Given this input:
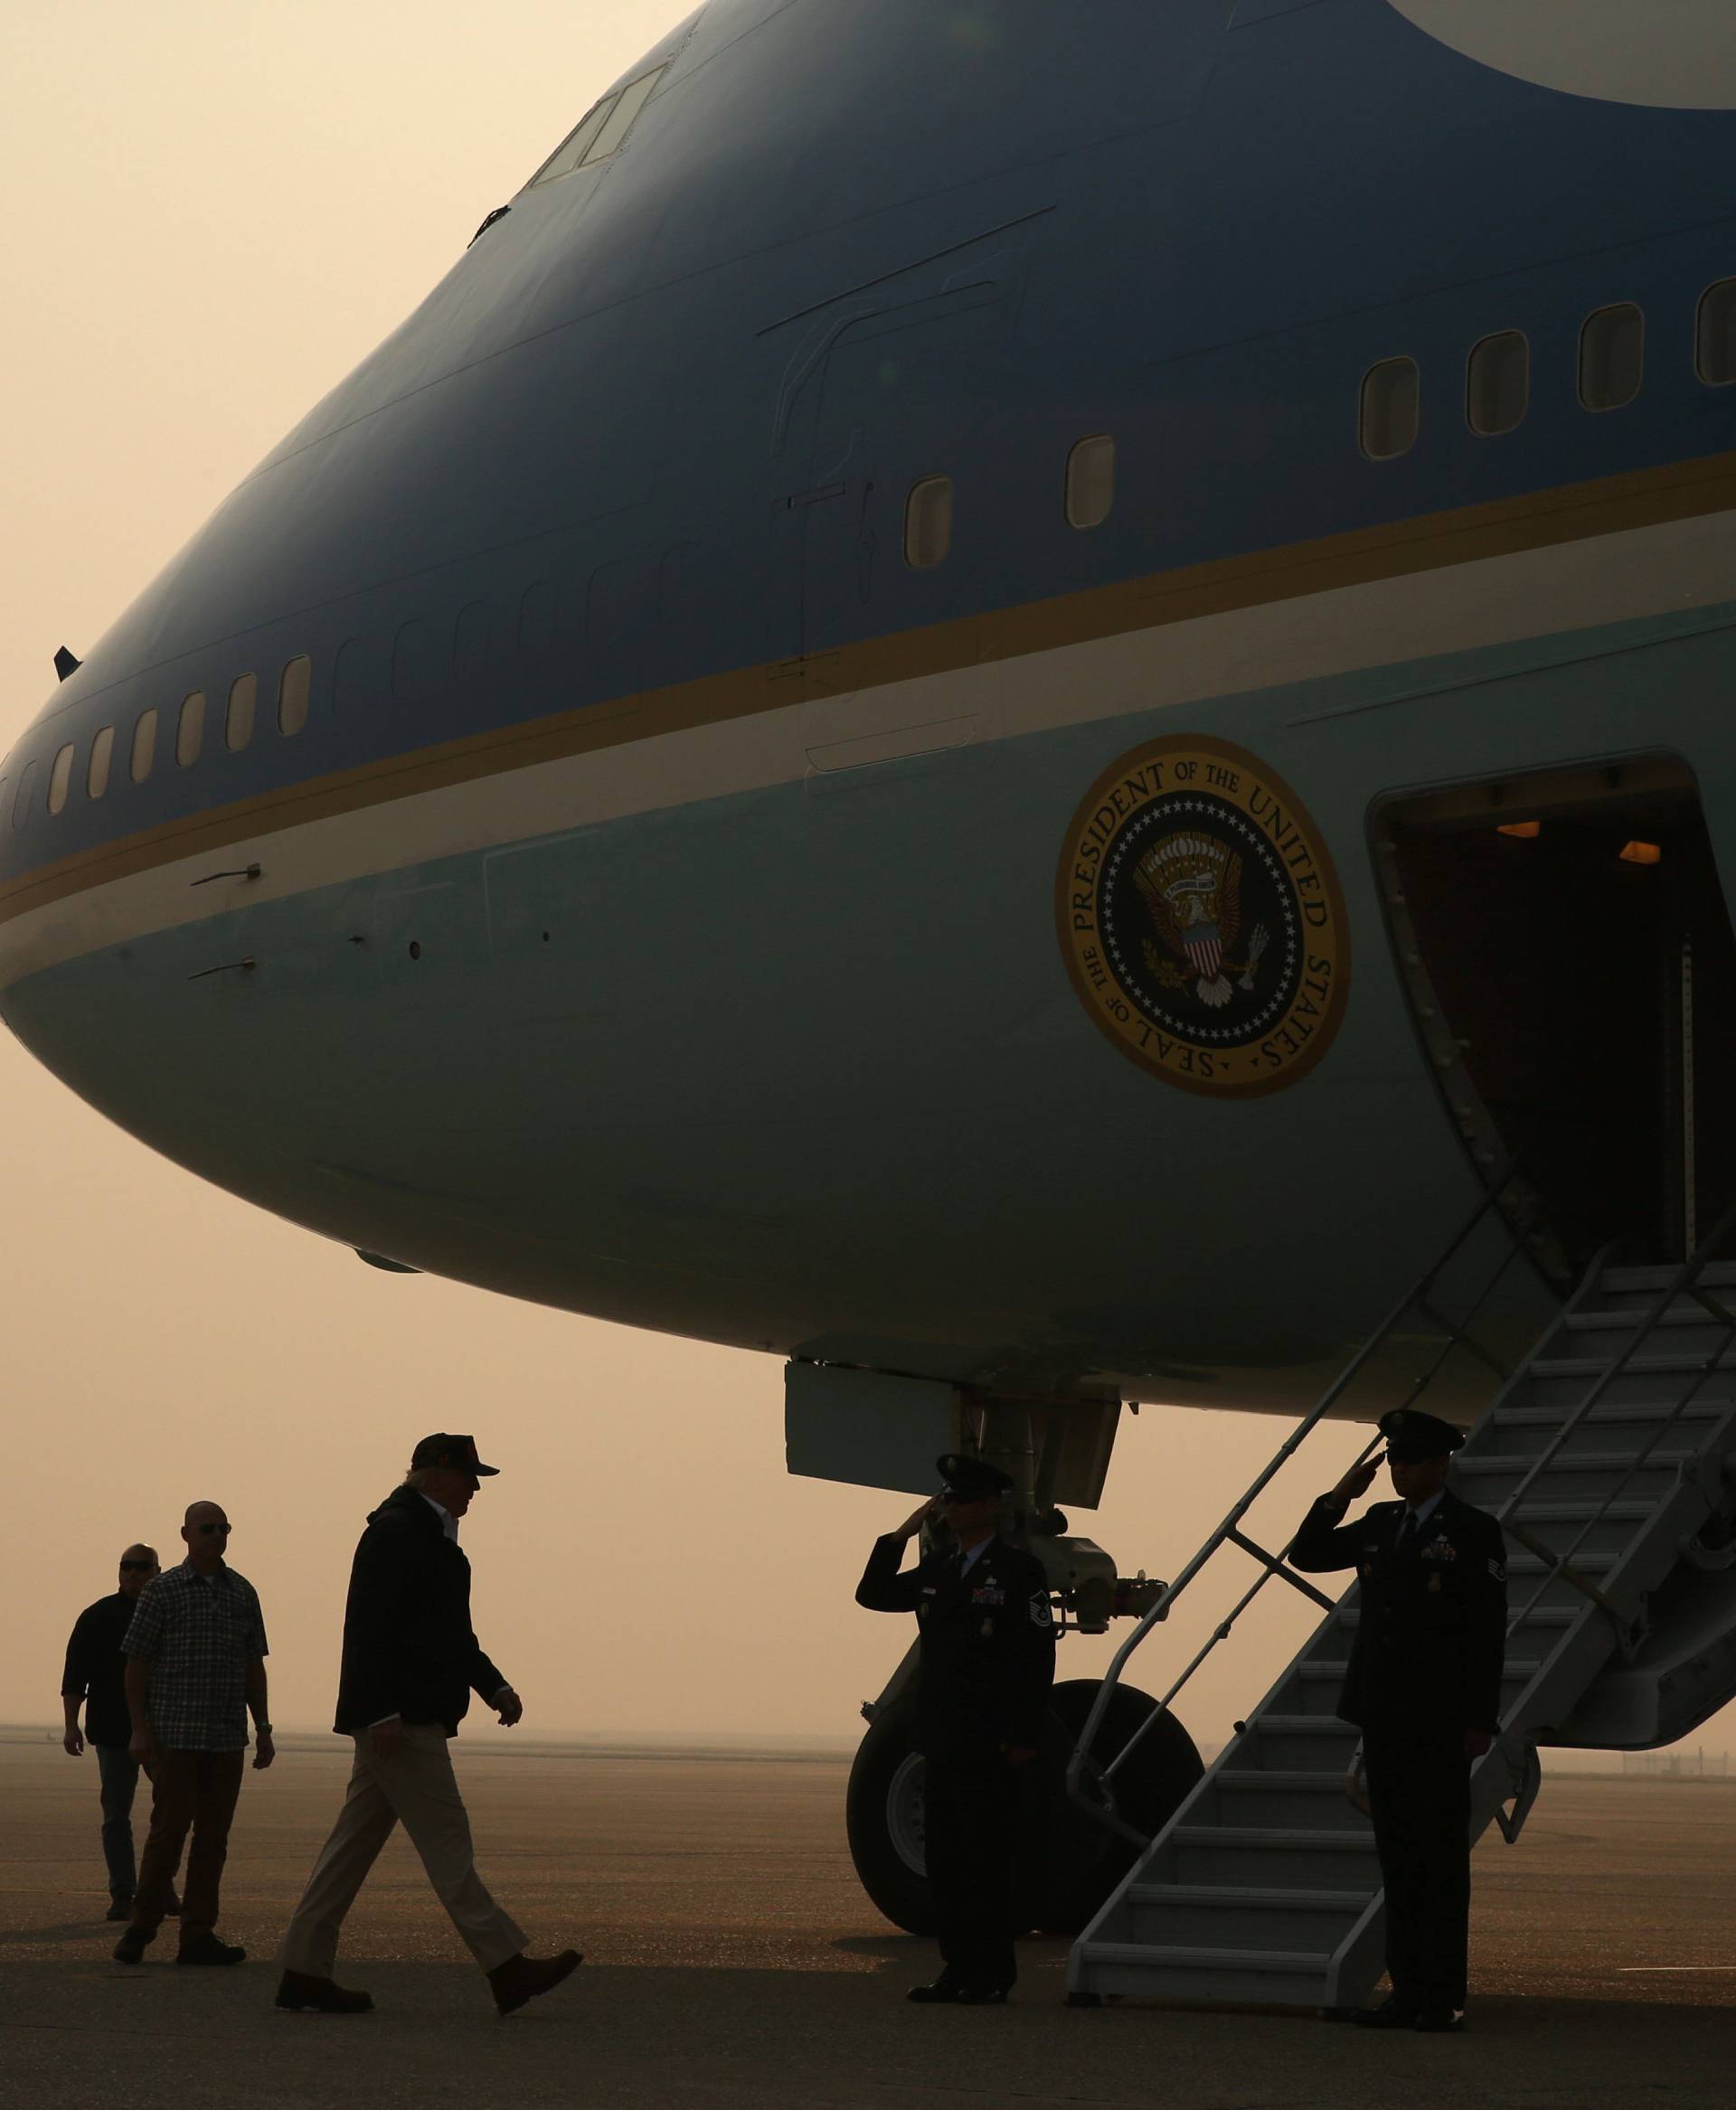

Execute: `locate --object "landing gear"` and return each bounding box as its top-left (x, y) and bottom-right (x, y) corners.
top-left (845, 1676), bottom-right (1203, 1936)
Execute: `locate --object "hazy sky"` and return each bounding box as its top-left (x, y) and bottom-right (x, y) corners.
top-left (0, 5), bottom-right (1721, 1768)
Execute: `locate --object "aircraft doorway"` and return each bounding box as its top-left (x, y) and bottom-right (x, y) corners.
top-left (1374, 758), bottom-right (1736, 1267)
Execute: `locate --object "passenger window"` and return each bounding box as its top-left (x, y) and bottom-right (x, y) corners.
top-left (277, 655), bottom-right (311, 737)
top-left (1579, 303), bottom-right (1644, 410)
top-left (1467, 331), bottom-right (1529, 437)
top-left (87, 725), bottom-right (115, 801)
top-left (225, 673), bottom-right (256, 752)
top-left (904, 476), bottom-right (954, 569)
top-left (1696, 278), bottom-right (1736, 386)
top-left (12, 759), bottom-right (37, 831)
top-left (1359, 357), bottom-right (1419, 460)
top-left (131, 710), bottom-right (158, 784)
top-left (47, 743), bottom-right (76, 816)
top-left (1065, 435), bottom-right (1116, 529)
top-left (176, 692), bottom-right (206, 767)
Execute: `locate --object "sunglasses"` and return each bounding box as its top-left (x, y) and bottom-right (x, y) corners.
top-left (118, 1560), bottom-right (156, 1572)
top-left (194, 1521), bottom-right (231, 1536)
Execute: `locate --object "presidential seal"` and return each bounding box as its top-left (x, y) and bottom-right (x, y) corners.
top-left (1056, 736), bottom-right (1349, 1097)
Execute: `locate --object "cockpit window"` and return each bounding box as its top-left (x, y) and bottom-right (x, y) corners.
top-left (525, 66), bottom-right (665, 189)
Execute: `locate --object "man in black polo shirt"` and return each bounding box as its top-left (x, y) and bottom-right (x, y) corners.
top-left (61, 1544), bottom-right (164, 1920)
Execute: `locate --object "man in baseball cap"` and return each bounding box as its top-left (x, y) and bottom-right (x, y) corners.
top-left (276, 1436), bottom-right (580, 2018)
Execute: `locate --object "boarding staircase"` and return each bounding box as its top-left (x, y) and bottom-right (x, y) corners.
top-left (1064, 1185), bottom-right (1736, 2011)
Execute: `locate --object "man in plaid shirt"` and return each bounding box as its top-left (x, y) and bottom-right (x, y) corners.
top-left (113, 1499), bottom-right (274, 1967)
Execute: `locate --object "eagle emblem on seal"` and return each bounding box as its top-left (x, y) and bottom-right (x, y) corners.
top-left (1133, 831), bottom-right (1269, 1011)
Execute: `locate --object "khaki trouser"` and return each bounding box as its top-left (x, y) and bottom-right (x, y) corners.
top-left (280, 1724), bottom-right (525, 1976)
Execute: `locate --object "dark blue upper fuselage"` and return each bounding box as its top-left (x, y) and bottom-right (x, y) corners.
top-left (14, 0), bottom-right (1736, 875)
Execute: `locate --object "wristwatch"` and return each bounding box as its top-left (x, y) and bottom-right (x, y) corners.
top-left (254, 1722), bottom-right (273, 1734)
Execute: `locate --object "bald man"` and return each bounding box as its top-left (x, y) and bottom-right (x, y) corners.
top-left (61, 1543), bottom-right (163, 1919)
top-left (115, 1502), bottom-right (273, 1968)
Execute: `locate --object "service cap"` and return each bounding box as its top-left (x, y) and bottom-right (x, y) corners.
top-left (410, 1432), bottom-right (499, 1477)
top-left (935, 1453), bottom-right (1014, 1502)
top-left (1378, 1408), bottom-right (1465, 1463)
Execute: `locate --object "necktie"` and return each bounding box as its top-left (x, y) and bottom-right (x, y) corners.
top-left (1397, 1510), bottom-right (1418, 1550)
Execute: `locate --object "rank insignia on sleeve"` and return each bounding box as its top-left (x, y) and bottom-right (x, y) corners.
top-left (1488, 1559), bottom-right (1506, 1582)
top-left (1030, 1592), bottom-right (1054, 1628)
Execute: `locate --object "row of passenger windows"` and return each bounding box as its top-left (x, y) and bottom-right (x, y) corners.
top-left (1359, 278), bottom-right (1736, 460)
top-left (15, 657), bottom-right (310, 831)
top-left (902, 433), bottom-right (1115, 570)
top-left (7, 433), bottom-right (1108, 820)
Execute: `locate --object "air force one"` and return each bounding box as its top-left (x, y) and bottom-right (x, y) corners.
top-left (14, 0), bottom-right (1736, 1997)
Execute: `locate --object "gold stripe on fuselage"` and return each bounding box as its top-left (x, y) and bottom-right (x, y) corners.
top-left (5, 445), bottom-right (1736, 932)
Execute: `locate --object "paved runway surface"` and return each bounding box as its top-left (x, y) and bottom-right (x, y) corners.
top-left (5, 1734), bottom-right (1736, 2108)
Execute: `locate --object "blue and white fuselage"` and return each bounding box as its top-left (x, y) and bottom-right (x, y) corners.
top-left (8, 0), bottom-right (1736, 1413)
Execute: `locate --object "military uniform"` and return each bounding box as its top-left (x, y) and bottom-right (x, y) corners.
top-left (856, 1457), bottom-right (1056, 1997)
top-left (1291, 1412), bottom-right (1506, 2024)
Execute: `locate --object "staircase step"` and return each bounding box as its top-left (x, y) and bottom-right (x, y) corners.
top-left (1532, 1352), bottom-right (1736, 1379)
top-left (1505, 1500), bottom-right (1653, 1524)
top-left (1507, 1548), bottom-right (1613, 1577)
top-left (1078, 1939), bottom-right (1330, 1975)
top-left (1601, 1262), bottom-right (1736, 1294)
top-left (1298, 1658), bottom-right (1542, 1682)
top-left (1566, 1307), bottom-right (1736, 1333)
top-left (1491, 1401), bottom-right (1728, 1427)
top-left (1128, 1883), bottom-right (1369, 1913)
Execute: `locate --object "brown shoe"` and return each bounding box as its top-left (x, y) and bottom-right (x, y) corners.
top-left (487, 1948), bottom-right (582, 2017)
top-left (276, 1967), bottom-right (374, 2014)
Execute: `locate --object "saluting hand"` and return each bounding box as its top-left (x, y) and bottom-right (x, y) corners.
top-left (895, 1495), bottom-right (941, 1543)
top-left (1328, 1452), bottom-right (1385, 1507)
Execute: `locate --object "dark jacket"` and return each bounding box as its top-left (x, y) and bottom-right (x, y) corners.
top-left (333, 1485), bottom-right (508, 1737)
top-left (856, 1532), bottom-right (1056, 1759)
top-left (1290, 1486), bottom-right (1507, 1736)
top-left (61, 1592), bottom-right (136, 1747)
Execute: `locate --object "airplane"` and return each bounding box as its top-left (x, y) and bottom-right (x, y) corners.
top-left (9, 0), bottom-right (1736, 1970)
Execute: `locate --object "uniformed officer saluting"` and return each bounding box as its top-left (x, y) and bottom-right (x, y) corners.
top-left (856, 1454), bottom-right (1057, 2005)
top-left (1291, 1407), bottom-right (1506, 2034)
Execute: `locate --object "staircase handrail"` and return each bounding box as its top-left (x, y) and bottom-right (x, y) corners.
top-left (1495, 1195), bottom-right (1736, 1653)
top-left (1064, 1173), bottom-right (1537, 1832)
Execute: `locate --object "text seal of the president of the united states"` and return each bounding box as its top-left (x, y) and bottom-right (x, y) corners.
top-left (1056, 736), bottom-right (1350, 1097)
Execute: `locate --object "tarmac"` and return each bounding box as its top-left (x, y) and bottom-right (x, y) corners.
top-left (4, 1732), bottom-right (1736, 2109)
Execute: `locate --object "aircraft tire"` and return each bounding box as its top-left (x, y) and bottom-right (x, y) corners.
top-left (844, 1678), bottom-right (1202, 1939)
top-left (845, 1698), bottom-right (936, 1935)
